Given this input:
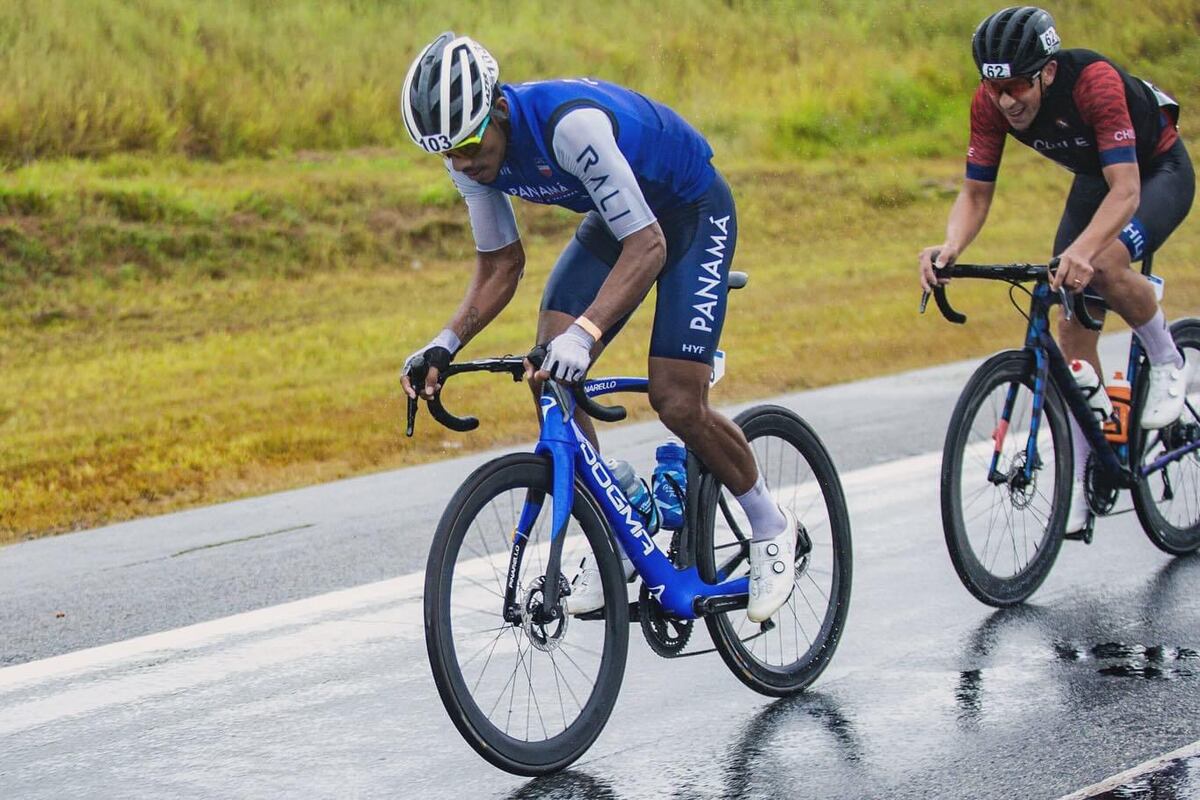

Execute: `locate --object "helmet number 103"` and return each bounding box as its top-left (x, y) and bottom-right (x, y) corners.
top-left (420, 135), bottom-right (453, 154)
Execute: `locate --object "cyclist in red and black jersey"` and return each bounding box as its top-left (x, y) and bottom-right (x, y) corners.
top-left (918, 6), bottom-right (1194, 535)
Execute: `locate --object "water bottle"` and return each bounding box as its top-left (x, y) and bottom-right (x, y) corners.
top-left (652, 439), bottom-right (688, 530)
top-left (1104, 371), bottom-right (1132, 444)
top-left (607, 459), bottom-right (659, 534)
top-left (1070, 359), bottom-right (1113, 425)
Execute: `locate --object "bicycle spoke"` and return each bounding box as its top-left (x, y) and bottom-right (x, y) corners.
top-left (430, 456), bottom-right (625, 766)
top-left (465, 628), bottom-right (509, 691)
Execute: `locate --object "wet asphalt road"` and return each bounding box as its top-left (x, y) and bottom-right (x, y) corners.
top-left (2, 334), bottom-right (1199, 799)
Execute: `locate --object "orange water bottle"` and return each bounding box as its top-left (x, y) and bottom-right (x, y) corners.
top-left (1104, 371), bottom-right (1132, 444)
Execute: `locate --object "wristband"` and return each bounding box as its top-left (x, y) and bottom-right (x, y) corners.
top-left (575, 316), bottom-right (602, 342)
top-left (433, 328), bottom-right (462, 355)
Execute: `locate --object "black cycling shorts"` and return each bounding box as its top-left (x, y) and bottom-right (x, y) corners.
top-left (1054, 137), bottom-right (1194, 262)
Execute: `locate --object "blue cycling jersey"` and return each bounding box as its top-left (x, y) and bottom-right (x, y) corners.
top-left (489, 78), bottom-right (716, 216)
top-left (444, 77), bottom-right (738, 366)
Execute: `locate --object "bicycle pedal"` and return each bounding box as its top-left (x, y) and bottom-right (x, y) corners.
top-left (1064, 522), bottom-right (1094, 545)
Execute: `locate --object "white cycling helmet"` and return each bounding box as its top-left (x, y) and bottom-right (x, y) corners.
top-left (401, 32), bottom-right (500, 154)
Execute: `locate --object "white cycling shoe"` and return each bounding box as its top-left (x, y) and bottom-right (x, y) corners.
top-left (747, 507), bottom-right (798, 623)
top-left (1066, 479), bottom-right (1091, 536)
top-left (1141, 355), bottom-right (1190, 430)
top-left (564, 556), bottom-right (636, 616)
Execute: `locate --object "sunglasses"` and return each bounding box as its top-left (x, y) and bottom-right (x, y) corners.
top-left (443, 115), bottom-right (491, 159)
top-left (982, 71), bottom-right (1040, 99)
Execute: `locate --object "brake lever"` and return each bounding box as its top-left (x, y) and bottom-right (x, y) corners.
top-left (404, 354), bottom-right (429, 438)
top-left (921, 249), bottom-right (944, 315)
top-left (405, 395), bottom-right (418, 437)
top-left (1057, 286), bottom-right (1074, 321)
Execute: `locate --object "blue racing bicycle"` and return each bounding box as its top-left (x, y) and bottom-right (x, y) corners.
top-left (407, 273), bottom-right (852, 775)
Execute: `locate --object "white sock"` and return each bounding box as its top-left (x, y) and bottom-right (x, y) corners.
top-left (736, 477), bottom-right (787, 542)
top-left (1069, 414), bottom-right (1090, 483)
top-left (1135, 308), bottom-right (1183, 368)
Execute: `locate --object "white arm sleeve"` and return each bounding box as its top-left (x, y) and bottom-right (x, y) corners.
top-left (550, 107), bottom-right (656, 240)
top-left (446, 164), bottom-right (520, 253)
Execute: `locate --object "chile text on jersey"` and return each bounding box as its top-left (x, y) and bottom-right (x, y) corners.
top-left (967, 49), bottom-right (1180, 181)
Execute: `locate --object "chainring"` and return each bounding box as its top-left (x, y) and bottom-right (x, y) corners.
top-left (638, 581), bottom-right (693, 657)
top-left (1084, 452), bottom-right (1120, 516)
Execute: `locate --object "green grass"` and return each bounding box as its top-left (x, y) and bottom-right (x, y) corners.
top-left (0, 0), bottom-right (1194, 162)
top-left (3, 146), bottom-right (1198, 542)
top-left (1, 0), bottom-right (1197, 541)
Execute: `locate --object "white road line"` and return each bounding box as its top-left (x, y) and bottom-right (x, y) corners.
top-left (1057, 739), bottom-right (1200, 799)
top-left (0, 448), bottom-right (945, 736)
top-left (0, 572), bottom-right (425, 693)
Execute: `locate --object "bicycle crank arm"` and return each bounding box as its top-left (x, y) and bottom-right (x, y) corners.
top-left (576, 601), bottom-right (641, 623)
top-left (693, 593), bottom-right (749, 616)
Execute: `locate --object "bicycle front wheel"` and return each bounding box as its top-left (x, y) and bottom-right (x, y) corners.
top-left (424, 453), bottom-right (629, 776)
top-left (696, 405), bottom-right (852, 697)
top-left (1132, 319), bottom-right (1200, 555)
top-left (942, 350), bottom-right (1071, 606)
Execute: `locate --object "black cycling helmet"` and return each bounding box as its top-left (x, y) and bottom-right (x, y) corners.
top-left (972, 6), bottom-right (1061, 80)
top-left (401, 31), bottom-right (499, 153)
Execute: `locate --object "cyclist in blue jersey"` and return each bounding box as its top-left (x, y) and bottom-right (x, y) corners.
top-left (918, 7), bottom-right (1194, 535)
top-left (397, 32), bottom-right (798, 622)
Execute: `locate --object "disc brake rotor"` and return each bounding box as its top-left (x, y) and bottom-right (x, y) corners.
top-left (1006, 452), bottom-right (1038, 510)
top-left (520, 575), bottom-right (570, 653)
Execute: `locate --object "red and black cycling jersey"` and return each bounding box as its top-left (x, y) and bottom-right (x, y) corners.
top-left (966, 49), bottom-right (1179, 182)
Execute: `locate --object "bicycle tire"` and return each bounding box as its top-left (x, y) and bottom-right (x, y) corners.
top-left (1131, 318), bottom-right (1200, 555)
top-left (696, 405), bottom-right (852, 697)
top-left (941, 349), bottom-right (1071, 606)
top-left (424, 453), bottom-right (629, 776)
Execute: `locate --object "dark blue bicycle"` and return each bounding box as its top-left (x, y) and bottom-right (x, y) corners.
top-left (925, 254), bottom-right (1200, 608)
top-left (408, 273), bottom-right (852, 775)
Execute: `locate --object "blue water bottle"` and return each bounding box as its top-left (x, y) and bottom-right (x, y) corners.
top-left (652, 439), bottom-right (687, 530)
top-left (607, 458), bottom-right (660, 534)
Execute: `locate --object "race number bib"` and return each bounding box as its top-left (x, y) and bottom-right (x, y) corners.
top-left (1140, 79), bottom-right (1180, 112)
top-left (709, 349), bottom-right (726, 387)
top-left (1038, 26), bottom-right (1061, 53)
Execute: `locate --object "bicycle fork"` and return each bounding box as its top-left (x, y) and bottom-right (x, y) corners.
top-left (501, 387), bottom-right (578, 627)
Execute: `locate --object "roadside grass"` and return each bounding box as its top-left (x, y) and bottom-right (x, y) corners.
top-left (0, 0), bottom-right (1194, 163)
top-left (3, 146), bottom-right (1198, 542)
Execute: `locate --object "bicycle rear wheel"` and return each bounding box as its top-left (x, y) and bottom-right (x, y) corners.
top-left (696, 405), bottom-right (852, 697)
top-left (424, 453), bottom-right (629, 776)
top-left (941, 350), bottom-right (1071, 606)
top-left (1132, 319), bottom-right (1200, 555)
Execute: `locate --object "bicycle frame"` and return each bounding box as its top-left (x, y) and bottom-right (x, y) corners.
top-left (1000, 282), bottom-right (1200, 489)
top-left (502, 378), bottom-right (749, 622)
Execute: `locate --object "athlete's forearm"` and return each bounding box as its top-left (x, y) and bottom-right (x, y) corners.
top-left (580, 223), bottom-right (666, 333)
top-left (944, 180), bottom-right (995, 253)
top-left (445, 240), bottom-right (525, 348)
